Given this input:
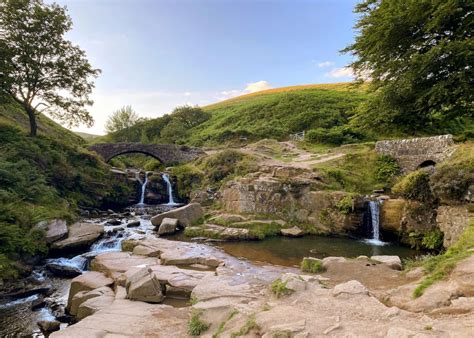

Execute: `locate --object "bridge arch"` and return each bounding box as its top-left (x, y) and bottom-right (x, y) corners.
top-left (88, 143), bottom-right (204, 165)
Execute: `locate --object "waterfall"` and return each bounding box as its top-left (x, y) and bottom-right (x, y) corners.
top-left (364, 200), bottom-right (386, 246)
top-left (162, 173), bottom-right (178, 205)
top-left (137, 172), bottom-right (149, 205)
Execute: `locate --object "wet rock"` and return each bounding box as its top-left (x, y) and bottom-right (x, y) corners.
top-left (52, 222), bottom-right (104, 252)
top-left (126, 220), bottom-right (140, 227)
top-left (280, 226), bottom-right (304, 237)
top-left (46, 263), bottom-right (82, 277)
top-left (37, 319), bottom-right (60, 333)
top-left (31, 295), bottom-right (46, 310)
top-left (34, 219), bottom-right (68, 243)
top-left (107, 219), bottom-right (122, 226)
top-left (126, 267), bottom-right (165, 303)
top-left (157, 217), bottom-right (178, 236)
top-left (151, 203), bottom-right (203, 228)
top-left (371, 255), bottom-right (402, 270)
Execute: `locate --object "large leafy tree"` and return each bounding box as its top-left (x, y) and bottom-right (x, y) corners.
top-left (0, 0), bottom-right (100, 136)
top-left (344, 0), bottom-right (473, 133)
top-left (105, 105), bottom-right (141, 135)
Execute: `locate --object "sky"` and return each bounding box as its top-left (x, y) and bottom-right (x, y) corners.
top-left (50, 0), bottom-right (360, 134)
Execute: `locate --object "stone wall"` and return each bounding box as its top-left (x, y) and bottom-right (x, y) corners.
top-left (375, 135), bottom-right (454, 172)
top-left (437, 206), bottom-right (473, 247)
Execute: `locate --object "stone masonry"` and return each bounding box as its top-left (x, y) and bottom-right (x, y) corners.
top-left (375, 134), bottom-right (454, 172)
top-left (88, 143), bottom-right (204, 164)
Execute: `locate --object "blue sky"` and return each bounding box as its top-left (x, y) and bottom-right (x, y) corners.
top-left (52, 0), bottom-right (360, 134)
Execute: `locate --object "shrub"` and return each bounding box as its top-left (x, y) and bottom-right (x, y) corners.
top-left (392, 170), bottom-right (434, 202)
top-left (170, 164), bottom-right (204, 200)
top-left (335, 195), bottom-right (354, 215)
top-left (300, 257), bottom-right (325, 273)
top-left (270, 278), bottom-right (293, 298)
top-left (188, 309), bottom-right (209, 336)
top-left (375, 155), bottom-right (401, 185)
top-left (422, 229), bottom-right (444, 250)
top-left (430, 160), bottom-right (474, 203)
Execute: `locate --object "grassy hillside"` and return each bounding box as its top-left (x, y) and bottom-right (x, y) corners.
top-left (0, 99), bottom-right (85, 145)
top-left (103, 82), bottom-right (472, 147)
top-left (104, 82), bottom-right (368, 146)
top-left (0, 102), bottom-right (133, 280)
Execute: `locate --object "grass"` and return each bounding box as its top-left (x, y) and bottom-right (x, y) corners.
top-left (230, 315), bottom-right (259, 338)
top-left (188, 309), bottom-right (209, 336)
top-left (212, 309), bottom-right (239, 338)
top-left (301, 257), bottom-right (325, 273)
top-left (413, 221), bottom-right (474, 298)
top-left (270, 278), bottom-right (293, 298)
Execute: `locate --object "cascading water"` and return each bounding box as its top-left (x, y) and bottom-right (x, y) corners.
top-left (138, 172), bottom-right (149, 205)
top-left (364, 200), bottom-right (386, 246)
top-left (162, 173), bottom-right (178, 206)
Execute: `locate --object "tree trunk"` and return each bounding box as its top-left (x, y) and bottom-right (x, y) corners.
top-left (25, 105), bottom-right (37, 137)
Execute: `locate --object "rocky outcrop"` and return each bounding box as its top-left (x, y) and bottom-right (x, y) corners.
top-left (221, 175), bottom-right (362, 235)
top-left (437, 205), bottom-right (473, 247)
top-left (34, 219), bottom-right (68, 243)
top-left (151, 203), bottom-right (203, 228)
top-left (125, 267), bottom-right (165, 303)
top-left (67, 272), bottom-right (113, 311)
top-left (51, 222), bottom-right (103, 252)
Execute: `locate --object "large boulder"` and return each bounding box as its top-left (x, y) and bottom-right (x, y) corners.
top-left (280, 226), bottom-right (304, 237)
top-left (157, 218), bottom-right (179, 236)
top-left (70, 286), bottom-right (114, 317)
top-left (126, 267), bottom-right (165, 303)
top-left (52, 222), bottom-right (103, 251)
top-left (75, 288), bottom-right (115, 320)
top-left (151, 203), bottom-right (203, 228)
top-left (371, 255), bottom-right (402, 270)
top-left (67, 272), bottom-right (114, 311)
top-left (34, 219), bottom-right (68, 243)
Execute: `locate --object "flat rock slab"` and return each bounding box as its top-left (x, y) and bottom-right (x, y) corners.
top-left (148, 264), bottom-right (214, 292)
top-left (50, 299), bottom-right (188, 337)
top-left (280, 226), bottom-right (304, 237)
top-left (51, 222), bottom-right (103, 251)
top-left (90, 251), bottom-right (159, 279)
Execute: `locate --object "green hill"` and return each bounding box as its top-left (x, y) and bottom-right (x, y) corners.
top-left (105, 82), bottom-right (368, 146)
top-left (0, 98), bottom-right (85, 144)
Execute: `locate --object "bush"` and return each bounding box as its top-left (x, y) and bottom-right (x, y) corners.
top-left (301, 257), bottom-right (325, 273)
top-left (375, 155), bottom-right (401, 185)
top-left (392, 170), bottom-right (434, 202)
top-left (335, 195), bottom-right (354, 215)
top-left (170, 164), bottom-right (204, 200)
top-left (430, 160), bottom-right (474, 203)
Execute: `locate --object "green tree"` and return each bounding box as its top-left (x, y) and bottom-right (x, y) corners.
top-left (105, 105), bottom-right (141, 140)
top-left (344, 0), bottom-right (473, 133)
top-left (172, 105), bottom-right (211, 129)
top-left (0, 0), bottom-right (100, 136)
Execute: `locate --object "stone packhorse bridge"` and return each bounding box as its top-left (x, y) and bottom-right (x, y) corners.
top-left (375, 134), bottom-right (454, 172)
top-left (88, 143), bottom-right (205, 164)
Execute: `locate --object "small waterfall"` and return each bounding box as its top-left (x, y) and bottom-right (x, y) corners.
top-left (364, 200), bottom-right (386, 246)
top-left (138, 172), bottom-right (149, 205)
top-left (162, 173), bottom-right (178, 205)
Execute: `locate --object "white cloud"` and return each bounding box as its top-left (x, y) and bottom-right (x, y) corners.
top-left (325, 67), bottom-right (354, 78)
top-left (244, 80), bottom-right (272, 93)
top-left (316, 61), bottom-right (334, 68)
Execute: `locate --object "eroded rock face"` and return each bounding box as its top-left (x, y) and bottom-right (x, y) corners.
top-left (51, 222), bottom-right (103, 251)
top-left (221, 177), bottom-right (361, 235)
top-left (150, 203), bottom-right (203, 228)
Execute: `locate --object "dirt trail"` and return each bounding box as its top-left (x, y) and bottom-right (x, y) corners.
top-left (206, 140), bottom-right (345, 169)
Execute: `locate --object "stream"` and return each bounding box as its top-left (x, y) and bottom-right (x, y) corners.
top-left (0, 204), bottom-right (422, 337)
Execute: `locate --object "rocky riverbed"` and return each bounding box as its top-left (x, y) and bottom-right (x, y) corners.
top-left (1, 205), bottom-right (473, 337)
